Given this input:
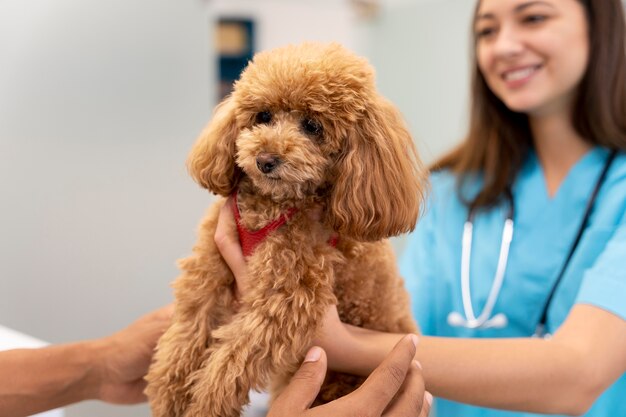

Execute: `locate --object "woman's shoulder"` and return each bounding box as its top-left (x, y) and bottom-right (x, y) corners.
top-left (599, 149), bottom-right (626, 202)
top-left (426, 170), bottom-right (458, 208)
top-left (420, 169), bottom-right (479, 225)
top-left (602, 150), bottom-right (626, 218)
top-left (428, 169), bottom-right (457, 191)
top-left (609, 150), bottom-right (626, 181)
top-left (427, 169), bottom-right (482, 204)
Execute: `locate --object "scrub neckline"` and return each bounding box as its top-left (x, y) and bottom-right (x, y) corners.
top-left (524, 146), bottom-right (609, 203)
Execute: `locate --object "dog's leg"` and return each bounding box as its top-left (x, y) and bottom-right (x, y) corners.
top-left (145, 226), bottom-right (236, 416)
top-left (182, 258), bottom-right (337, 417)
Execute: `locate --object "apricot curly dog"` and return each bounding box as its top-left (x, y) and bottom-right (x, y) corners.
top-left (145, 42), bottom-right (426, 417)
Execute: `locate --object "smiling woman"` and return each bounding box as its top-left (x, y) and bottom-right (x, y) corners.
top-left (475, 0), bottom-right (590, 118)
top-left (257, 0), bottom-right (626, 416)
top-left (436, 0), bottom-right (626, 207)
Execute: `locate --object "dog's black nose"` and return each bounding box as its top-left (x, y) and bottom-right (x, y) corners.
top-left (256, 153), bottom-right (281, 174)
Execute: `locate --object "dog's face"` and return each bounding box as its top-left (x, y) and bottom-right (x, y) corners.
top-left (232, 105), bottom-right (334, 202)
top-left (188, 43), bottom-right (426, 241)
top-left (233, 108), bottom-right (336, 201)
top-left (230, 43), bottom-right (376, 201)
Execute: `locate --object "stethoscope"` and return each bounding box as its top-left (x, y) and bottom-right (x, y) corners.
top-left (447, 189), bottom-right (514, 330)
top-left (447, 150), bottom-right (618, 335)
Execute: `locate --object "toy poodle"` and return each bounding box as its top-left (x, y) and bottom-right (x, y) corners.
top-left (145, 42), bottom-right (426, 417)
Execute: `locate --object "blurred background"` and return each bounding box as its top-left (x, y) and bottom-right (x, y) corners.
top-left (0, 0), bottom-right (474, 415)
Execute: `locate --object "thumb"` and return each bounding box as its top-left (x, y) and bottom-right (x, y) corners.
top-left (270, 347), bottom-right (327, 414)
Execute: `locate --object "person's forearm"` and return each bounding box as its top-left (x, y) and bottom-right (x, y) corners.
top-left (0, 341), bottom-right (103, 417)
top-left (330, 325), bottom-right (594, 415)
top-left (416, 336), bottom-right (594, 415)
top-left (322, 323), bottom-right (404, 377)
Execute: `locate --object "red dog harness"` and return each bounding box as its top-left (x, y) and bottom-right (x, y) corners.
top-left (231, 193), bottom-right (338, 257)
top-left (232, 193), bottom-right (297, 257)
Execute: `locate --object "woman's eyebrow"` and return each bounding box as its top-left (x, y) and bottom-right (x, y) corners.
top-left (475, 1), bottom-right (555, 22)
top-left (514, 1), bottom-right (556, 13)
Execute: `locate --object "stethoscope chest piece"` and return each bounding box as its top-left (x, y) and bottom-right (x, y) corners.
top-left (447, 311), bottom-right (508, 329)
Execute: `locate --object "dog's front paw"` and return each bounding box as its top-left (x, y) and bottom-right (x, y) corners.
top-left (183, 349), bottom-right (253, 417)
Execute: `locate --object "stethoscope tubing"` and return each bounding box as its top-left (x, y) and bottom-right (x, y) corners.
top-left (460, 219), bottom-right (514, 324)
top-left (449, 200), bottom-right (514, 330)
top-left (448, 149), bottom-right (618, 334)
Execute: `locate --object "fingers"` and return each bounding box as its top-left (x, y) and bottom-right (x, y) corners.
top-left (352, 334), bottom-right (418, 415)
top-left (214, 198), bottom-right (249, 294)
top-left (268, 347), bottom-right (328, 416)
top-left (382, 361), bottom-right (429, 417)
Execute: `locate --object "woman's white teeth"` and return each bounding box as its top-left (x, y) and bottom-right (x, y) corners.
top-left (504, 66), bottom-right (538, 81)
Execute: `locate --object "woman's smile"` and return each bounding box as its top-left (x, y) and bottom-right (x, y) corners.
top-left (500, 63), bottom-right (543, 88)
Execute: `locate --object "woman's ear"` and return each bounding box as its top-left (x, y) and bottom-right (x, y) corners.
top-left (327, 97), bottom-right (427, 241)
top-left (186, 96), bottom-right (241, 196)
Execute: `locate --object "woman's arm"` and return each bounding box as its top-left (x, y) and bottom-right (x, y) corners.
top-left (320, 303), bottom-right (626, 416)
top-left (0, 305), bottom-right (173, 417)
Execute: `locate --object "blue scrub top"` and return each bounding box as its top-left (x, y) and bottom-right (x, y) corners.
top-left (400, 147), bottom-right (626, 417)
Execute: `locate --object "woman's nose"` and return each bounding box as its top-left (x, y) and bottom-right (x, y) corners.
top-left (492, 25), bottom-right (524, 58)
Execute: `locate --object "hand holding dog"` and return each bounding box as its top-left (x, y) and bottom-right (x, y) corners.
top-left (95, 304), bottom-right (174, 404)
top-left (270, 336), bottom-right (431, 417)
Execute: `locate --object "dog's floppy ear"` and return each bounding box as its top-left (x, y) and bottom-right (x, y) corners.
top-left (327, 97), bottom-right (426, 241)
top-left (187, 96), bottom-right (240, 196)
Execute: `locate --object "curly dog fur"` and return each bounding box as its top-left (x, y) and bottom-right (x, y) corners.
top-left (145, 42), bottom-right (426, 417)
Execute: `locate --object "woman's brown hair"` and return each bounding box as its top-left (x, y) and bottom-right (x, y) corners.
top-left (433, 0), bottom-right (626, 211)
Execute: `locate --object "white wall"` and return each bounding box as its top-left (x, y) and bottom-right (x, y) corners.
top-left (0, 1), bottom-right (212, 416)
top-left (364, 0), bottom-right (474, 163)
top-left (0, 1), bottom-right (474, 416)
top-left (364, 0), bottom-right (474, 255)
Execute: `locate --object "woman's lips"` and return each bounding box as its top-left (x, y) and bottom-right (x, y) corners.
top-left (500, 64), bottom-right (542, 88)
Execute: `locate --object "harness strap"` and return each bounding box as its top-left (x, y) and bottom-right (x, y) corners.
top-left (231, 193), bottom-right (339, 256)
top-left (232, 192), bottom-right (297, 257)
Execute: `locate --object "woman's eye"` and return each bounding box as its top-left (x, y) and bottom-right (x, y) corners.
top-left (476, 27), bottom-right (495, 39)
top-left (523, 14), bottom-right (547, 24)
top-left (301, 118), bottom-right (323, 137)
top-left (524, 15), bottom-right (544, 23)
top-left (255, 111), bottom-right (272, 124)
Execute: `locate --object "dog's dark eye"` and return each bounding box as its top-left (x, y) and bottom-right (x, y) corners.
top-left (255, 111), bottom-right (272, 125)
top-left (301, 118), bottom-right (323, 137)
